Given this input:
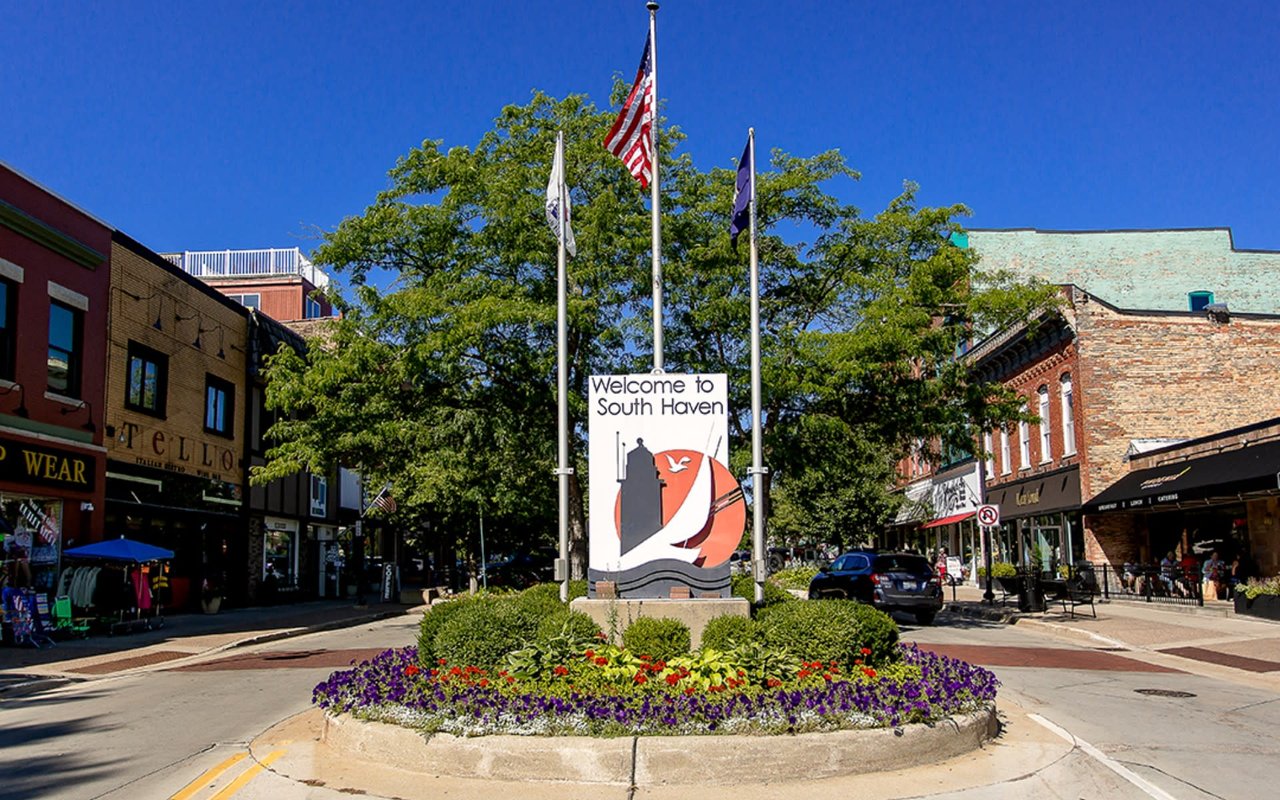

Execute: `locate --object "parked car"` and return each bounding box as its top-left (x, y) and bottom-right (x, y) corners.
top-left (484, 548), bottom-right (557, 588)
top-left (808, 551), bottom-right (943, 625)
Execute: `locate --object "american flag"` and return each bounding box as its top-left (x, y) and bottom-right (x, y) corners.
top-left (366, 484), bottom-right (397, 516)
top-left (603, 33), bottom-right (654, 188)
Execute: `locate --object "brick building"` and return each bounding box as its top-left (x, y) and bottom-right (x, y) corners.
top-left (970, 286), bottom-right (1280, 571)
top-left (1084, 417), bottom-right (1280, 579)
top-left (161, 248), bottom-right (334, 321)
top-left (103, 233), bottom-right (250, 611)
top-left (1, 164), bottom-right (112, 598)
top-left (966, 228), bottom-right (1280, 314)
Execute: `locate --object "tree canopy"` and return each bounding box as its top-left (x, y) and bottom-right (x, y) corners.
top-left (253, 90), bottom-right (1057, 565)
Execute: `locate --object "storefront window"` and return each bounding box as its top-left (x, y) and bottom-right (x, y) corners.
top-left (1, 494), bottom-right (63, 593)
top-left (264, 529), bottom-right (297, 587)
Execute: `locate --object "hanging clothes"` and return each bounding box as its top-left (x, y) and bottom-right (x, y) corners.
top-left (131, 568), bottom-right (152, 611)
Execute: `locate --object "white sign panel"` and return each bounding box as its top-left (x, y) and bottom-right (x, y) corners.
top-left (587, 373), bottom-right (743, 597)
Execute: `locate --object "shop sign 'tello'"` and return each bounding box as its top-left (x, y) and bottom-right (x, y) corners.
top-left (0, 436), bottom-right (95, 491)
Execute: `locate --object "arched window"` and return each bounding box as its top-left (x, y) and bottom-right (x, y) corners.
top-left (1060, 373), bottom-right (1076, 456)
top-left (1038, 386), bottom-right (1051, 463)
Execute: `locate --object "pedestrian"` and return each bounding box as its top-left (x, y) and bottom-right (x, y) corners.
top-left (1202, 550), bottom-right (1225, 600)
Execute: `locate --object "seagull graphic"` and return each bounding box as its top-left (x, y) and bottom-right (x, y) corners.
top-left (665, 454), bottom-right (691, 473)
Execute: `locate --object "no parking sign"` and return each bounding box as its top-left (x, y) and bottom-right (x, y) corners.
top-left (976, 504), bottom-right (1001, 527)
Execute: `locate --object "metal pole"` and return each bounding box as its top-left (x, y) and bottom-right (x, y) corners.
top-left (555, 130), bottom-right (572, 603)
top-left (747, 128), bottom-right (767, 605)
top-left (647, 1), bottom-right (663, 372)
top-left (479, 505), bottom-right (488, 591)
top-left (978, 440), bottom-right (995, 603)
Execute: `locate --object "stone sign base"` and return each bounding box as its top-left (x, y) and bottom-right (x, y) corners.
top-left (570, 597), bottom-right (749, 648)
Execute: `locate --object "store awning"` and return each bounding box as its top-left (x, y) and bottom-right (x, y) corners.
top-left (1084, 439), bottom-right (1280, 514)
top-left (921, 511), bottom-right (975, 529)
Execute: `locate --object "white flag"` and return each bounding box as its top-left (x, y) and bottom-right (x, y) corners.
top-left (545, 136), bottom-right (577, 258)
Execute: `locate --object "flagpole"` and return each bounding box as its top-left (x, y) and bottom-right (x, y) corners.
top-left (747, 128), bottom-right (767, 605)
top-left (647, 1), bottom-right (663, 373)
top-left (555, 130), bottom-right (572, 603)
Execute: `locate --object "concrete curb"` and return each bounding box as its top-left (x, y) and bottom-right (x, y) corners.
top-left (320, 705), bottom-right (999, 786)
top-left (947, 602), bottom-right (1019, 624)
top-left (227, 606), bottom-right (420, 649)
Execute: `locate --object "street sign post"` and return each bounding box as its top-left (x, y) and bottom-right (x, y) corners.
top-left (976, 504), bottom-right (1001, 527)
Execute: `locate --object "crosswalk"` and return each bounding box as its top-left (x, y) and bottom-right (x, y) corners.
top-left (168, 748), bottom-right (287, 800)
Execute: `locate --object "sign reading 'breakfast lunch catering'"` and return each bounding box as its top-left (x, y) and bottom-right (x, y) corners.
top-left (0, 435), bottom-right (95, 491)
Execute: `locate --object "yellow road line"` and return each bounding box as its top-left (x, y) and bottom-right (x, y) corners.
top-left (207, 750), bottom-right (286, 800)
top-left (169, 752), bottom-right (248, 800)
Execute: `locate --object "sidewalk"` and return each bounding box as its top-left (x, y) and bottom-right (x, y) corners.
top-left (946, 583), bottom-right (1280, 683)
top-left (0, 598), bottom-right (423, 693)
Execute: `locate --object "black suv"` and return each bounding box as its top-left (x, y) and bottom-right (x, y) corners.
top-left (808, 551), bottom-right (943, 625)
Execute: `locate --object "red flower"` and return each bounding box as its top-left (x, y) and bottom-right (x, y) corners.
top-left (553, 665), bottom-right (569, 676)
top-left (596, 632), bottom-right (607, 640)
top-left (478, 678), bottom-right (490, 687)
top-left (634, 674), bottom-right (647, 684)
top-left (684, 687), bottom-right (696, 695)
top-left (585, 650), bottom-right (595, 659)
top-left (860, 647), bottom-right (872, 656)
top-left (656, 660), bottom-right (667, 670)
top-left (863, 667), bottom-right (877, 678)
top-left (767, 678), bottom-right (782, 688)
top-left (449, 666), bottom-right (463, 677)
top-left (404, 665), bottom-right (420, 677)
top-left (737, 669), bottom-right (746, 677)
top-left (823, 673), bottom-right (832, 681)
top-left (639, 654), bottom-right (651, 661)
top-left (797, 669), bottom-right (812, 679)
top-left (505, 676), bottom-right (515, 684)
top-left (438, 658), bottom-right (448, 665)
top-left (665, 673), bottom-right (680, 686)
top-left (594, 657), bottom-right (608, 666)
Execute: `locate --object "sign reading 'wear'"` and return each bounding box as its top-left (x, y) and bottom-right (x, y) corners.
top-left (0, 436), bottom-right (95, 491)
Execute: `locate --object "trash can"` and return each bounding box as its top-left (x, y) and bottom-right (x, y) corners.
top-left (1017, 572), bottom-right (1045, 613)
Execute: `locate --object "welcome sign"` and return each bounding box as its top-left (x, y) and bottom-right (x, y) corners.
top-left (587, 373), bottom-right (745, 598)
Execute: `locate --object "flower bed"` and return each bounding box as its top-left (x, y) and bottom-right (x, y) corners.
top-left (313, 643), bottom-right (998, 737)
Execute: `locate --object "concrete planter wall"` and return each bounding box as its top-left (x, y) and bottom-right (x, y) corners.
top-left (1235, 593), bottom-right (1280, 621)
top-left (321, 705), bottom-right (998, 786)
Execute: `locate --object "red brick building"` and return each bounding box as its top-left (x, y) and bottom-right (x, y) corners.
top-left (160, 248), bottom-right (334, 321)
top-left (0, 164), bottom-right (112, 596)
top-left (970, 286), bottom-right (1280, 570)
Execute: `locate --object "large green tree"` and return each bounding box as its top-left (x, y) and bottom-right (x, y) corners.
top-left (253, 91), bottom-right (1056, 569)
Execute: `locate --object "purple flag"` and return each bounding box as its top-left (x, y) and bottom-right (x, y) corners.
top-left (729, 139), bottom-right (751, 249)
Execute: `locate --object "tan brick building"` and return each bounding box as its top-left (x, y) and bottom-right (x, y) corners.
top-left (104, 233), bottom-right (249, 611)
top-left (970, 286), bottom-right (1280, 571)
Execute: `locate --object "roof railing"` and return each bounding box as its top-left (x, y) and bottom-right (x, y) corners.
top-left (160, 247), bottom-right (329, 289)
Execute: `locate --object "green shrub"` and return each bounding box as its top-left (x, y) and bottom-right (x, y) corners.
top-left (416, 595), bottom-right (480, 667)
top-left (622, 616), bottom-right (691, 661)
top-left (770, 566), bottom-right (819, 591)
top-left (515, 582), bottom-right (567, 618)
top-left (731, 573), bottom-right (793, 610)
top-left (568, 579), bottom-right (588, 600)
top-left (536, 609), bottom-right (602, 643)
top-left (699, 614), bottom-right (758, 652)
top-left (757, 599), bottom-right (899, 668)
top-left (433, 597), bottom-right (539, 669)
top-left (976, 562), bottom-right (1017, 579)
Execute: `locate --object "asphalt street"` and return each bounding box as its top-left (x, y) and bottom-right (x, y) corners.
top-left (1, 609), bottom-right (1276, 800)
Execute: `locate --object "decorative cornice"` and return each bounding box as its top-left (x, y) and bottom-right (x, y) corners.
top-left (0, 198), bottom-right (106, 269)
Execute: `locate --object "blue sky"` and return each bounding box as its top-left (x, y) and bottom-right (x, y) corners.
top-left (4, 0), bottom-right (1278, 280)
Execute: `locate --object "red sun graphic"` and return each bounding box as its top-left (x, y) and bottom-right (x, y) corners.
top-left (613, 448), bottom-right (745, 568)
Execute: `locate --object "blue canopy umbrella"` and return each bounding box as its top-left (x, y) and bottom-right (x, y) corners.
top-left (63, 537), bottom-right (174, 563)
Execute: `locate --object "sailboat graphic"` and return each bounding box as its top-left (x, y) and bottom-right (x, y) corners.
top-left (615, 432), bottom-right (720, 571)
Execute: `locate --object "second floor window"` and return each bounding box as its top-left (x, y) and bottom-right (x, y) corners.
top-left (125, 342), bottom-right (168, 416)
top-left (228, 293), bottom-right (260, 310)
top-left (48, 301), bottom-right (82, 398)
top-left (204, 375), bottom-right (235, 437)
top-left (0, 278), bottom-right (15, 381)
top-left (310, 475), bottom-right (328, 517)
top-left (305, 296), bottom-right (324, 319)
top-left (1018, 404), bottom-right (1031, 469)
top-left (1038, 386), bottom-right (1052, 463)
top-left (999, 427), bottom-right (1011, 475)
top-left (1061, 373), bottom-right (1077, 456)
top-left (983, 431), bottom-right (995, 477)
